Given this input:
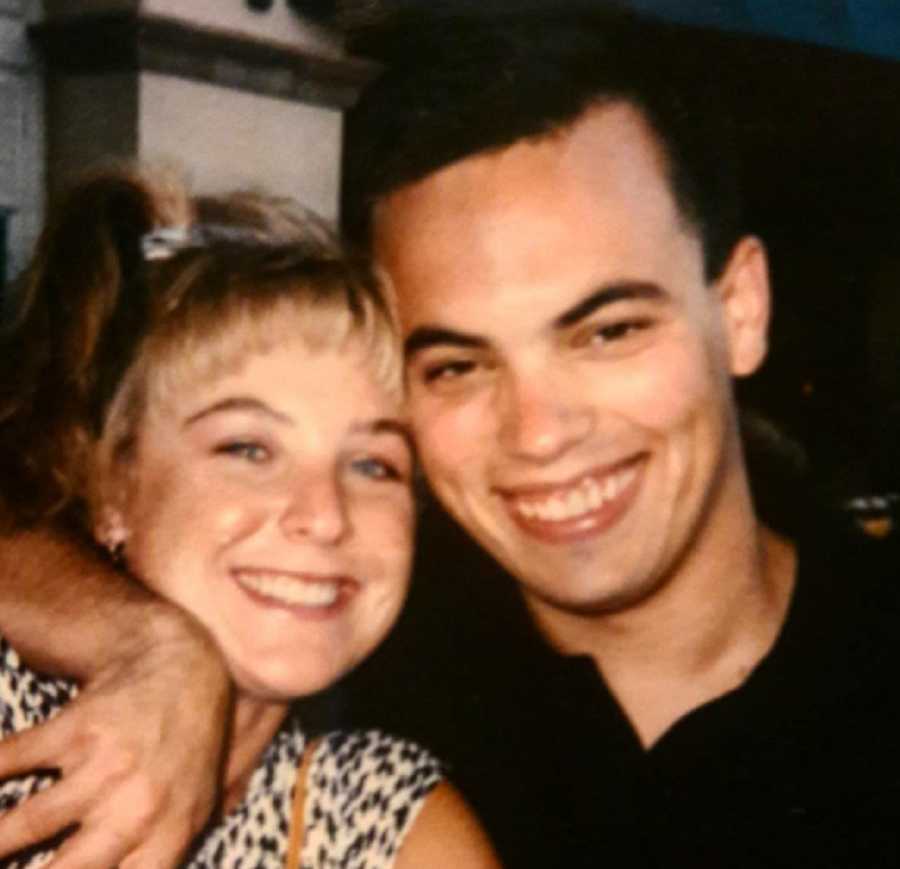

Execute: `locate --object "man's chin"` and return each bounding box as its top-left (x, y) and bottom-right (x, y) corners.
top-left (521, 571), bottom-right (664, 621)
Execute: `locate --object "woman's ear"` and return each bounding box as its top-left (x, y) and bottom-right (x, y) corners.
top-left (716, 235), bottom-right (771, 377)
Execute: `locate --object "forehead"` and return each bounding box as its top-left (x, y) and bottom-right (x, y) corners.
top-left (374, 102), bottom-right (702, 331)
top-left (147, 332), bottom-right (400, 429)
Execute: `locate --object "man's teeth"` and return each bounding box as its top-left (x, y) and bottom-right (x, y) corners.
top-left (235, 571), bottom-right (339, 607)
top-left (513, 467), bottom-right (636, 522)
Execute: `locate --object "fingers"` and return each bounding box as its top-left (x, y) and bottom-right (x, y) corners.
top-left (0, 773), bottom-right (80, 860)
top-left (0, 721), bottom-right (151, 866)
top-left (0, 716), bottom-right (64, 779)
top-left (0, 763), bottom-right (184, 869)
top-left (0, 629), bottom-right (228, 868)
top-left (48, 781), bottom-right (194, 869)
top-left (46, 823), bottom-right (133, 869)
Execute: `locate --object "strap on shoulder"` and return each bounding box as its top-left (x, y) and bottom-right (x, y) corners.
top-left (285, 735), bottom-right (322, 869)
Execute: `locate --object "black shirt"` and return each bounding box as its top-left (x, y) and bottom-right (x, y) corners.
top-left (334, 506), bottom-right (900, 867)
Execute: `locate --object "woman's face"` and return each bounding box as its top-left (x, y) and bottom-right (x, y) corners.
top-left (102, 334), bottom-right (414, 701)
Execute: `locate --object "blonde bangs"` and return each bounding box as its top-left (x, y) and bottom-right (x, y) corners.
top-left (101, 268), bottom-right (402, 463)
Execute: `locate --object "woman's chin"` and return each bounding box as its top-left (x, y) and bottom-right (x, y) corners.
top-left (227, 657), bottom-right (351, 704)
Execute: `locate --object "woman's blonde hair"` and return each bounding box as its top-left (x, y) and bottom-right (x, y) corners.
top-left (0, 166), bottom-right (400, 532)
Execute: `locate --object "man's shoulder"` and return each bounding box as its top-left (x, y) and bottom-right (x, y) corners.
top-left (787, 515), bottom-right (900, 683)
top-left (794, 509), bottom-right (900, 597)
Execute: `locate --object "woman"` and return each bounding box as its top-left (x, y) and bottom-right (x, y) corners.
top-left (0, 168), bottom-right (498, 867)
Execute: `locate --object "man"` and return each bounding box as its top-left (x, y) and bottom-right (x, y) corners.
top-left (0, 8), bottom-right (898, 868)
top-left (336, 8), bottom-right (900, 867)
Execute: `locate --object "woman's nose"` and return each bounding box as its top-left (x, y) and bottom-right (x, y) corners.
top-left (279, 475), bottom-right (350, 544)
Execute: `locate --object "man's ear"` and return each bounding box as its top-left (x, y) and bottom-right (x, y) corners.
top-left (716, 235), bottom-right (771, 377)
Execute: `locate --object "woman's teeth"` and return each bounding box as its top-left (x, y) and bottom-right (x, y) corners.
top-left (234, 570), bottom-right (340, 607)
top-left (512, 466), bottom-right (637, 522)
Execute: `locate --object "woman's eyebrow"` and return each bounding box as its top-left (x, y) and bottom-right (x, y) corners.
top-left (352, 418), bottom-right (415, 452)
top-left (182, 397), bottom-right (292, 428)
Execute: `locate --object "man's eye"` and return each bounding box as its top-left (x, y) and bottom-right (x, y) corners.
top-left (593, 320), bottom-right (646, 344)
top-left (350, 457), bottom-right (403, 481)
top-left (216, 442), bottom-right (269, 463)
top-left (422, 359), bottom-right (477, 383)
top-left (575, 318), bottom-right (653, 350)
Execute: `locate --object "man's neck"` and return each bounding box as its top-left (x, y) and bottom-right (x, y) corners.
top-left (527, 507), bottom-right (797, 748)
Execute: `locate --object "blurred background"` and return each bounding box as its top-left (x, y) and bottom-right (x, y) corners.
top-left (1, 0), bottom-right (899, 536)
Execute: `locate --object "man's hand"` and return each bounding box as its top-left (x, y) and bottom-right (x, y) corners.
top-left (0, 599), bottom-right (232, 868)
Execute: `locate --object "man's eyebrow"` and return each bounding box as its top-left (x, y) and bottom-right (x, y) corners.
top-left (183, 397), bottom-right (292, 428)
top-left (553, 281), bottom-right (669, 331)
top-left (403, 327), bottom-right (488, 360)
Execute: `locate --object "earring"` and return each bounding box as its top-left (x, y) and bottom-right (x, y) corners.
top-left (96, 506), bottom-right (129, 566)
top-left (106, 539), bottom-right (126, 565)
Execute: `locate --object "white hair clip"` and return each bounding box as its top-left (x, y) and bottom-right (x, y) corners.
top-left (141, 226), bottom-right (193, 261)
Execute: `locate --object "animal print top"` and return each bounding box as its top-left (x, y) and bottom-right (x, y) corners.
top-left (0, 637), bottom-right (443, 867)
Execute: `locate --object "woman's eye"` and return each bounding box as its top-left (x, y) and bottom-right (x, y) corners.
top-left (350, 457), bottom-right (403, 482)
top-left (216, 442), bottom-right (270, 463)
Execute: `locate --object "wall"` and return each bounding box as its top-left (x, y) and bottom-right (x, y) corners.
top-left (139, 71), bottom-right (341, 216)
top-left (35, 0), bottom-right (365, 220)
top-left (0, 0), bottom-right (43, 281)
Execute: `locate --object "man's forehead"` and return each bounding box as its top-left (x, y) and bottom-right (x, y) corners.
top-left (373, 102), bottom-right (687, 317)
top-left (374, 102), bottom-right (673, 232)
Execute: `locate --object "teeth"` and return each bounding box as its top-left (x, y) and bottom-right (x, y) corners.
top-left (234, 570), bottom-right (339, 607)
top-left (511, 466), bottom-right (636, 523)
top-left (604, 475), bottom-right (616, 500)
top-left (568, 488), bottom-right (584, 515)
top-left (548, 498), bottom-right (566, 520)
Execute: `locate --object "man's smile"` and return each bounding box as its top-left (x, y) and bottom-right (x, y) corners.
top-left (496, 457), bottom-right (645, 542)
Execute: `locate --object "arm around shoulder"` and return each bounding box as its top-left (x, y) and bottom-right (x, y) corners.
top-left (395, 781), bottom-right (502, 868)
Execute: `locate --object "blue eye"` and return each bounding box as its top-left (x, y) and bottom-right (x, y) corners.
top-left (351, 457), bottom-right (402, 481)
top-left (216, 442), bottom-right (269, 463)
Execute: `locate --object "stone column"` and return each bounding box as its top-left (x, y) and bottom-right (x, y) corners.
top-left (0, 0), bottom-right (44, 282)
top-left (31, 0), bottom-right (372, 221)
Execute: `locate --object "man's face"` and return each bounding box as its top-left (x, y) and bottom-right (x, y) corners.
top-left (374, 103), bottom-right (769, 626)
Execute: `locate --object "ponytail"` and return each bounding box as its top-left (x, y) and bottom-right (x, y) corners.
top-left (0, 168), bottom-right (188, 529)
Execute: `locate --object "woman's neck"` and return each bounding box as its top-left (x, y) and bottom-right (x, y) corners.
top-left (222, 697), bottom-right (291, 814)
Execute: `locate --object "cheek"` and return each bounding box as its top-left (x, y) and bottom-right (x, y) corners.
top-left (354, 493), bottom-right (415, 572)
top-left (604, 339), bottom-right (725, 433)
top-left (411, 396), bottom-right (489, 476)
top-left (126, 472), bottom-right (267, 586)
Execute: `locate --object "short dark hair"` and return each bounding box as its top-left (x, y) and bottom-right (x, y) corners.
top-left (344, 7), bottom-right (742, 281)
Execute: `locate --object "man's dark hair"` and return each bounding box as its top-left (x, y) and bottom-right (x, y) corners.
top-left (344, 7), bottom-right (743, 281)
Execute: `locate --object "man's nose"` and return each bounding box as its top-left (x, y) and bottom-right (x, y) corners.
top-left (279, 474), bottom-right (350, 544)
top-left (497, 370), bottom-right (594, 462)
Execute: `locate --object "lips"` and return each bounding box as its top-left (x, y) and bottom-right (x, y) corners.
top-left (232, 568), bottom-right (352, 610)
top-left (499, 457), bottom-right (644, 543)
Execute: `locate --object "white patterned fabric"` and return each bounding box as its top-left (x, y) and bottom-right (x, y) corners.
top-left (0, 637), bottom-right (442, 867)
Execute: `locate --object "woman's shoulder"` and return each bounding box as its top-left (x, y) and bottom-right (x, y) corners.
top-left (301, 728), bottom-right (444, 867)
top-left (313, 728), bottom-right (443, 785)
top-left (0, 635), bottom-right (77, 736)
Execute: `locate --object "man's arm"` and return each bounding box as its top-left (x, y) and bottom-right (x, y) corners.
top-left (0, 527), bottom-right (232, 868)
